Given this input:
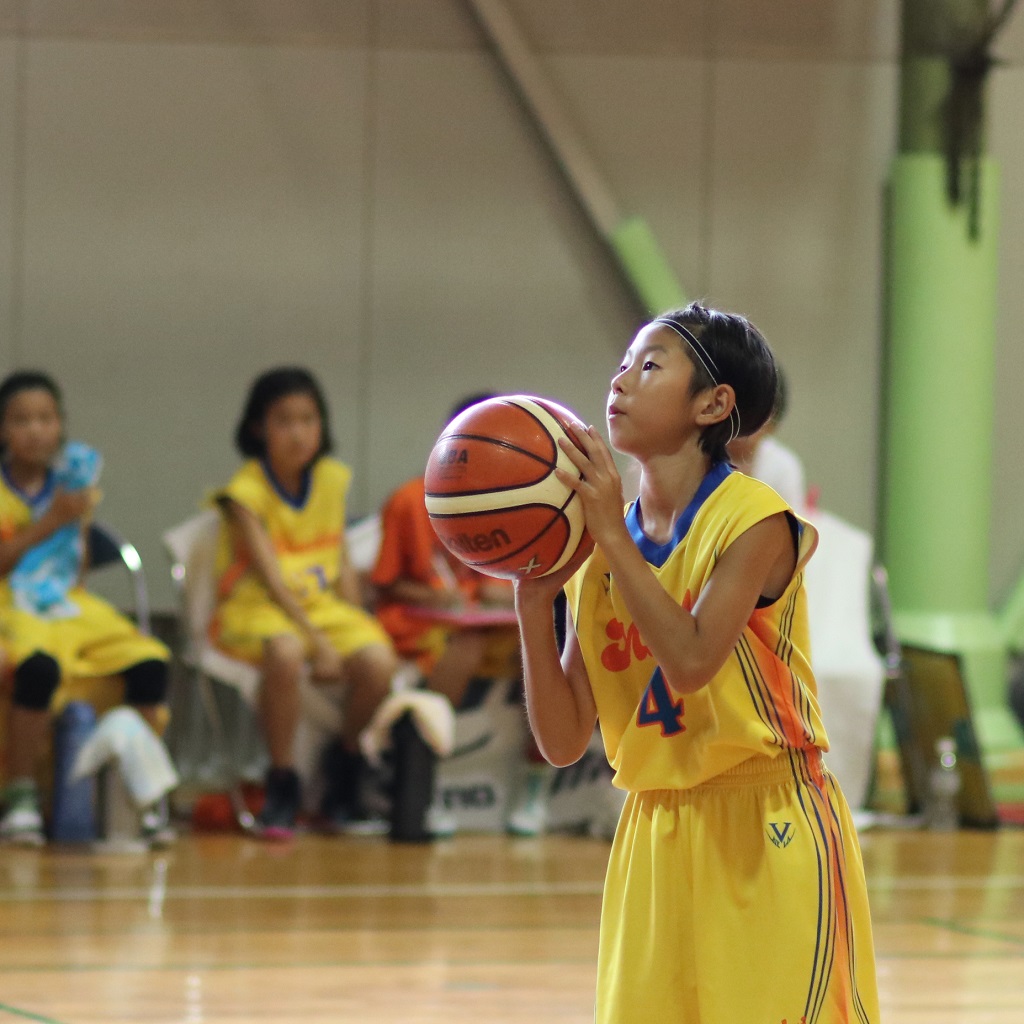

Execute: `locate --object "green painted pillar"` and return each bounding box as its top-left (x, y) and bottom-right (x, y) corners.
top-left (885, 154), bottom-right (999, 615)
top-left (883, 0), bottom-right (1017, 753)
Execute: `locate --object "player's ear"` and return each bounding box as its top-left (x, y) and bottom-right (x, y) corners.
top-left (695, 384), bottom-right (735, 428)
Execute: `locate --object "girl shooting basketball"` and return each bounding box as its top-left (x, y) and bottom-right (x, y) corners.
top-left (513, 304), bottom-right (879, 1022)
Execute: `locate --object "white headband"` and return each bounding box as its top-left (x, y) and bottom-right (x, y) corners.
top-left (652, 318), bottom-right (742, 444)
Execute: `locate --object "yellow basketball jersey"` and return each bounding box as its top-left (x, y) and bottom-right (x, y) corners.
top-left (214, 457), bottom-right (350, 607)
top-left (0, 466), bottom-right (54, 599)
top-left (564, 462), bottom-right (827, 790)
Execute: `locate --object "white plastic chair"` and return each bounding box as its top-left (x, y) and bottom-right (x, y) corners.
top-left (803, 508), bottom-right (888, 812)
top-left (162, 510), bottom-right (345, 829)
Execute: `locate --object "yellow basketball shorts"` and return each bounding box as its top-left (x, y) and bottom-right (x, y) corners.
top-left (597, 750), bottom-right (879, 1024)
top-left (1, 589), bottom-right (168, 680)
top-left (211, 591), bottom-right (391, 666)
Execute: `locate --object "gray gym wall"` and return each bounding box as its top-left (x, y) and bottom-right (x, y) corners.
top-left (0, 1), bottom-right (1021, 613)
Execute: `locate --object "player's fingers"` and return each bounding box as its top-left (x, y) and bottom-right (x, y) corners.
top-left (581, 426), bottom-right (618, 472)
top-left (556, 435), bottom-right (591, 474)
top-left (553, 465), bottom-right (584, 491)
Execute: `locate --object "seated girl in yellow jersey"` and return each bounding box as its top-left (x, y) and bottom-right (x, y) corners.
top-left (513, 305), bottom-right (879, 1023)
top-left (212, 367), bottom-right (400, 840)
top-left (0, 371), bottom-right (170, 846)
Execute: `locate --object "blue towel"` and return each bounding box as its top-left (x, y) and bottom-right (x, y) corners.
top-left (10, 442), bottom-right (103, 619)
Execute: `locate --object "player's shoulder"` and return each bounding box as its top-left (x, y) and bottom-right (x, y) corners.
top-left (0, 470), bottom-right (26, 521)
top-left (393, 475), bottom-right (425, 501)
top-left (228, 458), bottom-right (264, 486)
top-left (313, 456), bottom-right (351, 485)
top-left (696, 471), bottom-right (792, 543)
top-left (0, 469), bottom-right (18, 504)
top-left (218, 459), bottom-right (273, 509)
top-left (718, 468), bottom-right (790, 509)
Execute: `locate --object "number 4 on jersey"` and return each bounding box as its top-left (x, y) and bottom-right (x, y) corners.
top-left (636, 667), bottom-right (685, 737)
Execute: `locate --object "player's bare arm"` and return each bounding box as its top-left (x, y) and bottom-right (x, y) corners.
top-left (554, 423), bottom-right (796, 696)
top-left (334, 534), bottom-right (363, 607)
top-left (604, 514), bottom-right (794, 695)
top-left (514, 539), bottom-right (597, 766)
top-left (222, 498), bottom-right (318, 638)
top-left (0, 488), bottom-right (96, 577)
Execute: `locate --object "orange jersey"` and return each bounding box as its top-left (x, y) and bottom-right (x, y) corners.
top-left (371, 477), bottom-right (511, 655)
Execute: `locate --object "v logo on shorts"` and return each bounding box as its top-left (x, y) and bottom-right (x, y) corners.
top-left (767, 821), bottom-right (794, 848)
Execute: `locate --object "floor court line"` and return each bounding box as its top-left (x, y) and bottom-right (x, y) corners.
top-left (0, 874), bottom-right (1022, 904)
top-left (0, 880), bottom-right (606, 902)
top-left (919, 917), bottom-right (1024, 946)
top-left (0, 1004), bottom-right (67, 1024)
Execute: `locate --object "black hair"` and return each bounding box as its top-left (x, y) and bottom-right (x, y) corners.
top-left (654, 302), bottom-right (778, 465)
top-left (0, 371), bottom-right (64, 455)
top-left (772, 365), bottom-right (789, 424)
top-left (234, 367), bottom-right (334, 461)
top-left (447, 392), bottom-right (496, 424)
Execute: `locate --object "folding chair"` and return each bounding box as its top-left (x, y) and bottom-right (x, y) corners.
top-left (162, 510), bottom-right (345, 831)
top-left (86, 521), bottom-right (152, 634)
top-left (869, 563), bottom-right (929, 815)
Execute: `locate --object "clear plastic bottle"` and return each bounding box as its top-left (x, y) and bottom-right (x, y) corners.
top-left (927, 736), bottom-right (962, 832)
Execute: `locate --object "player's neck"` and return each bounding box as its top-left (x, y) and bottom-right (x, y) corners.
top-left (264, 455), bottom-right (307, 499)
top-left (636, 448), bottom-right (713, 543)
top-left (3, 456), bottom-right (51, 496)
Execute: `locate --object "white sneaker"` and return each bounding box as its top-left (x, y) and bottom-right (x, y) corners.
top-left (426, 802), bottom-right (457, 839)
top-left (140, 805), bottom-right (177, 849)
top-left (0, 804), bottom-right (45, 847)
top-left (506, 766), bottom-right (553, 837)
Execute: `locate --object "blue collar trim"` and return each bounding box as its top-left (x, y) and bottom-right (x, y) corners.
top-left (2, 462), bottom-right (55, 511)
top-left (261, 458), bottom-right (313, 510)
top-left (626, 461), bottom-right (732, 568)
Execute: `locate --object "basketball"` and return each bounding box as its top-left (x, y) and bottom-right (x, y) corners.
top-left (424, 394), bottom-right (588, 580)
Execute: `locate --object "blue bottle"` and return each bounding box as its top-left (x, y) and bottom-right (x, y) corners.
top-left (51, 701), bottom-right (98, 843)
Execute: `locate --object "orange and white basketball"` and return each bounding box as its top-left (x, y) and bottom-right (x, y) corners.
top-left (424, 395), bottom-right (587, 579)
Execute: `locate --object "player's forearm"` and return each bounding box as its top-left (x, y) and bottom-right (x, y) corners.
top-left (597, 531), bottom-right (711, 694)
top-left (334, 562), bottom-right (363, 607)
top-left (516, 593), bottom-right (595, 766)
top-left (0, 516), bottom-right (63, 577)
top-left (255, 563), bottom-right (317, 636)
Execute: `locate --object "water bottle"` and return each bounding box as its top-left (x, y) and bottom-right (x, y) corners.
top-left (51, 701), bottom-right (98, 843)
top-left (927, 736), bottom-right (961, 832)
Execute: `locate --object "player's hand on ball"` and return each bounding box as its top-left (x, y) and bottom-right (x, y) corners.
top-left (556, 426), bottom-right (626, 548)
top-left (514, 528), bottom-right (594, 603)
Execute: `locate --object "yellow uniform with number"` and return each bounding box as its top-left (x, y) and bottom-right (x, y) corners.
top-left (0, 468), bottom-right (168, 683)
top-left (210, 457), bottom-right (389, 664)
top-left (564, 462), bottom-right (878, 1024)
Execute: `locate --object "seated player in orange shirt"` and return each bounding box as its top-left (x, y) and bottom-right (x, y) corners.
top-left (371, 395), bottom-right (519, 711)
top-left (371, 395), bottom-right (555, 835)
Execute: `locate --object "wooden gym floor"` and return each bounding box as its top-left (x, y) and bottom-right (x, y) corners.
top-left (0, 826), bottom-right (1021, 1023)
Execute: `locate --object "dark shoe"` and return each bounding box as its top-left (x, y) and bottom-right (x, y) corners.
top-left (258, 767), bottom-right (301, 840)
top-left (319, 742), bottom-right (388, 836)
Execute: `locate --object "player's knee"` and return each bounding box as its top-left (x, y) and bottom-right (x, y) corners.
top-left (263, 634), bottom-right (305, 673)
top-left (123, 659), bottom-right (168, 706)
top-left (12, 652), bottom-right (61, 710)
top-left (352, 642), bottom-right (399, 688)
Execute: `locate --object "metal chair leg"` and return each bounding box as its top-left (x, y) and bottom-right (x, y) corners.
top-left (194, 668), bottom-right (256, 832)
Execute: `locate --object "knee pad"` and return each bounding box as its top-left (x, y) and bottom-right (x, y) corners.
top-left (12, 652), bottom-right (61, 710)
top-left (123, 659), bottom-right (168, 706)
